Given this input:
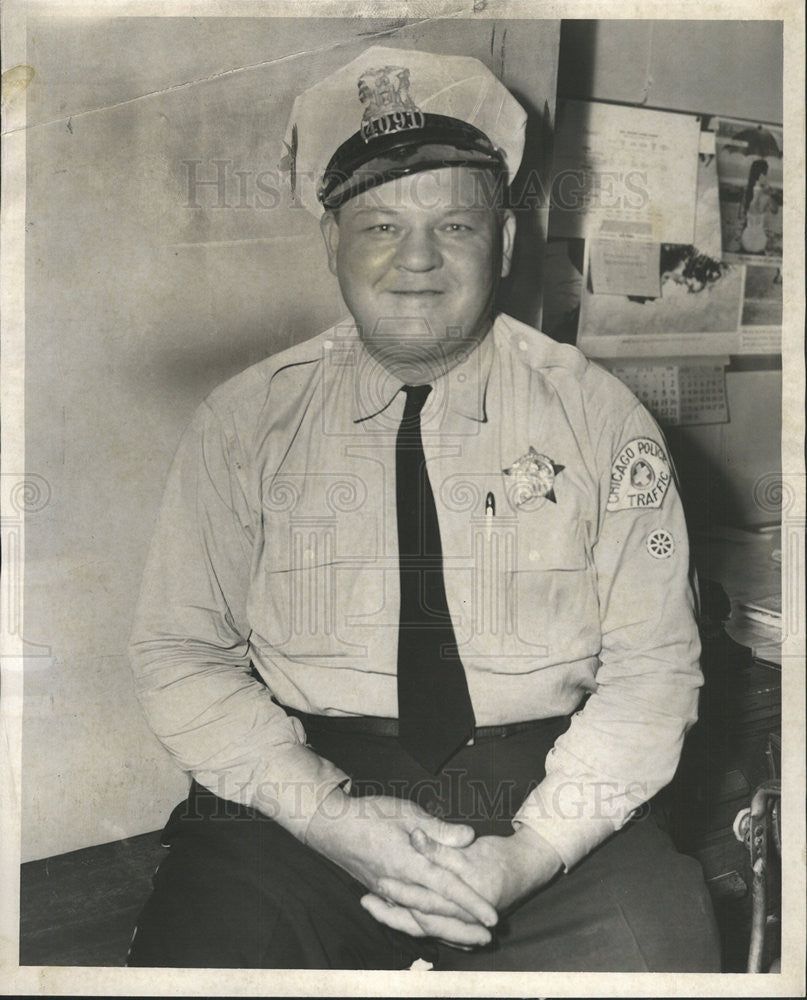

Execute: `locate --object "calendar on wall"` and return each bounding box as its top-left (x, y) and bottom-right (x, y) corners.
top-left (678, 363), bottom-right (730, 424)
top-left (608, 360), bottom-right (729, 426)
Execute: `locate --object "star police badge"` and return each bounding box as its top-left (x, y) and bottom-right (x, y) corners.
top-left (357, 65), bottom-right (425, 142)
top-left (503, 447), bottom-right (564, 508)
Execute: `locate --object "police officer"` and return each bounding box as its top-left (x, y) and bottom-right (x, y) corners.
top-left (128, 47), bottom-right (720, 971)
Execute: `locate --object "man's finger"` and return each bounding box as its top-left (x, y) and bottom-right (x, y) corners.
top-left (360, 894), bottom-right (428, 938)
top-left (411, 827), bottom-right (476, 881)
top-left (361, 895), bottom-right (492, 948)
top-left (417, 815), bottom-right (475, 848)
top-left (376, 877), bottom-right (484, 923)
top-left (409, 848), bottom-right (498, 927)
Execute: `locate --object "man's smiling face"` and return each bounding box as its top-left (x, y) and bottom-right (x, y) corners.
top-left (321, 167), bottom-right (514, 383)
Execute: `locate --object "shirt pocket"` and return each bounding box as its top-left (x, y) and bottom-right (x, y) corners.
top-left (253, 509), bottom-right (385, 659)
top-left (505, 520), bottom-right (600, 661)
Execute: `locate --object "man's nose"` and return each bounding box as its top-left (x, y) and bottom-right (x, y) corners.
top-left (393, 228), bottom-right (442, 272)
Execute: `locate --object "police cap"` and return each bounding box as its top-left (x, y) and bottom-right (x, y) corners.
top-left (285, 46), bottom-right (527, 215)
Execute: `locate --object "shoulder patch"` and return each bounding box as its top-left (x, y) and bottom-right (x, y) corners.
top-left (607, 437), bottom-right (671, 512)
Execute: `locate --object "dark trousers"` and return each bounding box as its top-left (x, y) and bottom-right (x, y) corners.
top-left (127, 722), bottom-right (721, 971)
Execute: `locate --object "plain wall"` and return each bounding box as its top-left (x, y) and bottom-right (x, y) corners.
top-left (554, 19), bottom-right (783, 529)
top-left (558, 20), bottom-right (783, 123)
top-left (21, 14), bottom-right (560, 862)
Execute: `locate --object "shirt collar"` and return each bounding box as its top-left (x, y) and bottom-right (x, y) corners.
top-left (348, 323), bottom-right (495, 424)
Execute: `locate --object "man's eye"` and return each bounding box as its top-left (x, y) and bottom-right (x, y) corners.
top-left (443, 223), bottom-right (472, 233)
top-left (367, 223), bottom-right (396, 233)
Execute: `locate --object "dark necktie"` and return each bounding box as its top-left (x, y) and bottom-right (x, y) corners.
top-left (396, 384), bottom-right (475, 773)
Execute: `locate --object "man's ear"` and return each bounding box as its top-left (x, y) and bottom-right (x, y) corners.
top-left (320, 210), bottom-right (340, 276)
top-left (500, 209), bottom-right (516, 279)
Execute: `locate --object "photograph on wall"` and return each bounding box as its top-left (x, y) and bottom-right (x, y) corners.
top-left (713, 115), bottom-right (783, 265)
top-left (737, 262), bottom-right (784, 353)
top-left (742, 262), bottom-right (783, 327)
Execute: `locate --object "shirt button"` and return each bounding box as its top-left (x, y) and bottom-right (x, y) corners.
top-left (529, 549), bottom-right (540, 562)
top-left (518, 340), bottom-right (528, 351)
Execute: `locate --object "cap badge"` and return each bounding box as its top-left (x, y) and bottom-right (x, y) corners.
top-left (357, 65), bottom-right (425, 143)
top-left (503, 447), bottom-right (565, 508)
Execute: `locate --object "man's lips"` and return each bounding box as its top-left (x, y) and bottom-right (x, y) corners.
top-left (387, 289), bottom-right (445, 296)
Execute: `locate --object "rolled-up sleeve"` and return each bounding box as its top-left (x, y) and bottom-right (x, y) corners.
top-left (513, 402), bottom-right (702, 869)
top-left (129, 401), bottom-right (349, 842)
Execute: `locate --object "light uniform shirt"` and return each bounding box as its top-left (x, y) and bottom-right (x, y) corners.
top-left (130, 313), bottom-right (702, 869)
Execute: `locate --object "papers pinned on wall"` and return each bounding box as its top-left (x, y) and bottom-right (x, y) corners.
top-left (577, 238), bottom-right (744, 358)
top-left (574, 129), bottom-right (782, 358)
top-left (589, 240), bottom-right (661, 298)
top-left (548, 100), bottom-right (701, 245)
top-left (606, 359), bottom-right (729, 427)
top-left (545, 101), bottom-right (783, 358)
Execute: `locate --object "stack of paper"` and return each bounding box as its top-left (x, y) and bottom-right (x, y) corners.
top-left (732, 593), bottom-right (782, 667)
top-left (737, 593), bottom-right (782, 629)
